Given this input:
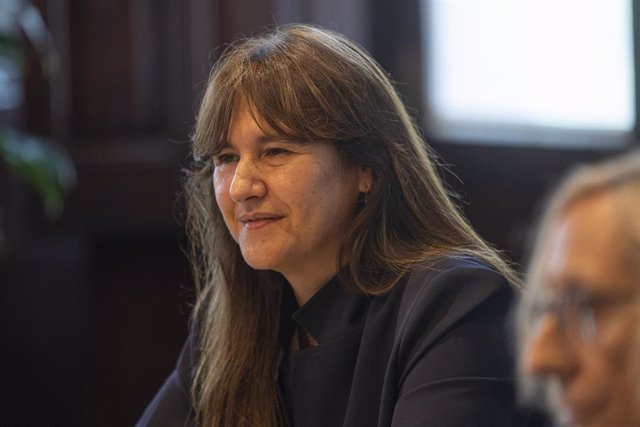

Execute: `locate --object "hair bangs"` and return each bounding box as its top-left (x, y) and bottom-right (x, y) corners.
top-left (193, 73), bottom-right (239, 161)
top-left (239, 29), bottom-right (377, 145)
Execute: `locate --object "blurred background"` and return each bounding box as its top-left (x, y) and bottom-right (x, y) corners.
top-left (1, 0), bottom-right (637, 425)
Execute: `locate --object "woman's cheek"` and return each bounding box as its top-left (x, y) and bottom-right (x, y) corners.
top-left (213, 170), bottom-right (230, 204)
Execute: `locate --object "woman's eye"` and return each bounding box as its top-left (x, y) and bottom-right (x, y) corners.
top-left (213, 153), bottom-right (238, 166)
top-left (264, 147), bottom-right (291, 157)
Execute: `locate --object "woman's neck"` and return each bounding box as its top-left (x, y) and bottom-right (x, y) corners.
top-left (284, 268), bottom-right (337, 306)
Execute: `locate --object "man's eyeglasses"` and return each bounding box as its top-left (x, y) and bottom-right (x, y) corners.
top-left (530, 285), bottom-right (640, 345)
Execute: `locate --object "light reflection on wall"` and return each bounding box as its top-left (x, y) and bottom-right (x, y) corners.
top-left (421, 0), bottom-right (635, 146)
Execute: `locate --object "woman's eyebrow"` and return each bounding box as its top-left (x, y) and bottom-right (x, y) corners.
top-left (257, 134), bottom-right (297, 144)
top-left (217, 134), bottom-right (299, 149)
top-left (219, 135), bottom-right (281, 147)
top-left (257, 135), bottom-right (279, 144)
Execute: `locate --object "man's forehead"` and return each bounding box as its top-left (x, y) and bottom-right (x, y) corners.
top-left (539, 191), bottom-right (631, 293)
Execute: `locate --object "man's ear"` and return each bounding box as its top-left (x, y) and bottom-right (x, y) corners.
top-left (358, 166), bottom-right (373, 193)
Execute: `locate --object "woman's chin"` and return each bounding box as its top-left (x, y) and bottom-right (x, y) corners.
top-left (241, 254), bottom-right (281, 272)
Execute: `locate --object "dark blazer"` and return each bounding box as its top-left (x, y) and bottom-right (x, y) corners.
top-left (137, 257), bottom-right (533, 427)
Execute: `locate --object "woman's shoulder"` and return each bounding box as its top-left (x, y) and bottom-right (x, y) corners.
top-left (383, 254), bottom-right (518, 385)
top-left (392, 254), bottom-right (515, 340)
top-left (404, 254), bottom-right (513, 299)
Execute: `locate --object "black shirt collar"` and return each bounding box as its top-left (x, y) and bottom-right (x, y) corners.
top-left (279, 275), bottom-right (371, 346)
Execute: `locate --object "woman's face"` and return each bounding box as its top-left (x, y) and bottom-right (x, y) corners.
top-left (523, 191), bottom-right (640, 427)
top-left (212, 99), bottom-right (371, 296)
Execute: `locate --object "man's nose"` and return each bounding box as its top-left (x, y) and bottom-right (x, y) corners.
top-left (523, 315), bottom-right (576, 380)
top-left (229, 158), bottom-right (267, 203)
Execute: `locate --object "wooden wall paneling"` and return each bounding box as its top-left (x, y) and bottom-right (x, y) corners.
top-left (185, 0), bottom-right (220, 119)
top-left (273, 0), bottom-right (372, 48)
top-left (218, 0), bottom-right (275, 43)
top-left (47, 0), bottom-right (73, 143)
top-left (130, 0), bottom-right (162, 133)
top-left (70, 0), bottom-right (136, 136)
top-left (58, 0), bottom-right (219, 236)
top-left (4, 1), bottom-right (222, 425)
top-left (158, 0), bottom-right (189, 138)
top-left (370, 0), bottom-right (423, 114)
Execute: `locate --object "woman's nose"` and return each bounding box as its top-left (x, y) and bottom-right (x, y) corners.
top-left (229, 159), bottom-right (267, 203)
top-left (523, 316), bottom-right (576, 380)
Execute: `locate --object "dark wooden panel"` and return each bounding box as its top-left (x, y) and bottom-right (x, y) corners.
top-left (65, 137), bottom-right (189, 236)
top-left (219, 0), bottom-right (275, 42)
top-left (70, 0), bottom-right (137, 135)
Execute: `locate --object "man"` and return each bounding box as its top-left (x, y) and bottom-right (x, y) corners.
top-left (518, 152), bottom-right (640, 427)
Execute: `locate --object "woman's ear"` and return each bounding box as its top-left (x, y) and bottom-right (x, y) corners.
top-left (358, 166), bottom-right (373, 193)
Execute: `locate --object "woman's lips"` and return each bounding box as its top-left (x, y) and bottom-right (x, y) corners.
top-left (239, 214), bottom-right (283, 230)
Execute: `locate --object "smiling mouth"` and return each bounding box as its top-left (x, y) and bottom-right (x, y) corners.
top-left (240, 215), bottom-right (283, 230)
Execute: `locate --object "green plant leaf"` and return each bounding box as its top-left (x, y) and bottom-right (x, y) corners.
top-left (0, 128), bottom-right (76, 219)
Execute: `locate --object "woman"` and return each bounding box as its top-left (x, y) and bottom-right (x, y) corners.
top-left (517, 152), bottom-right (640, 427)
top-left (138, 24), bottom-right (525, 427)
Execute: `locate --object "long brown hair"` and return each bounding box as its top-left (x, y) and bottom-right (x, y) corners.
top-left (186, 23), bottom-right (519, 427)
